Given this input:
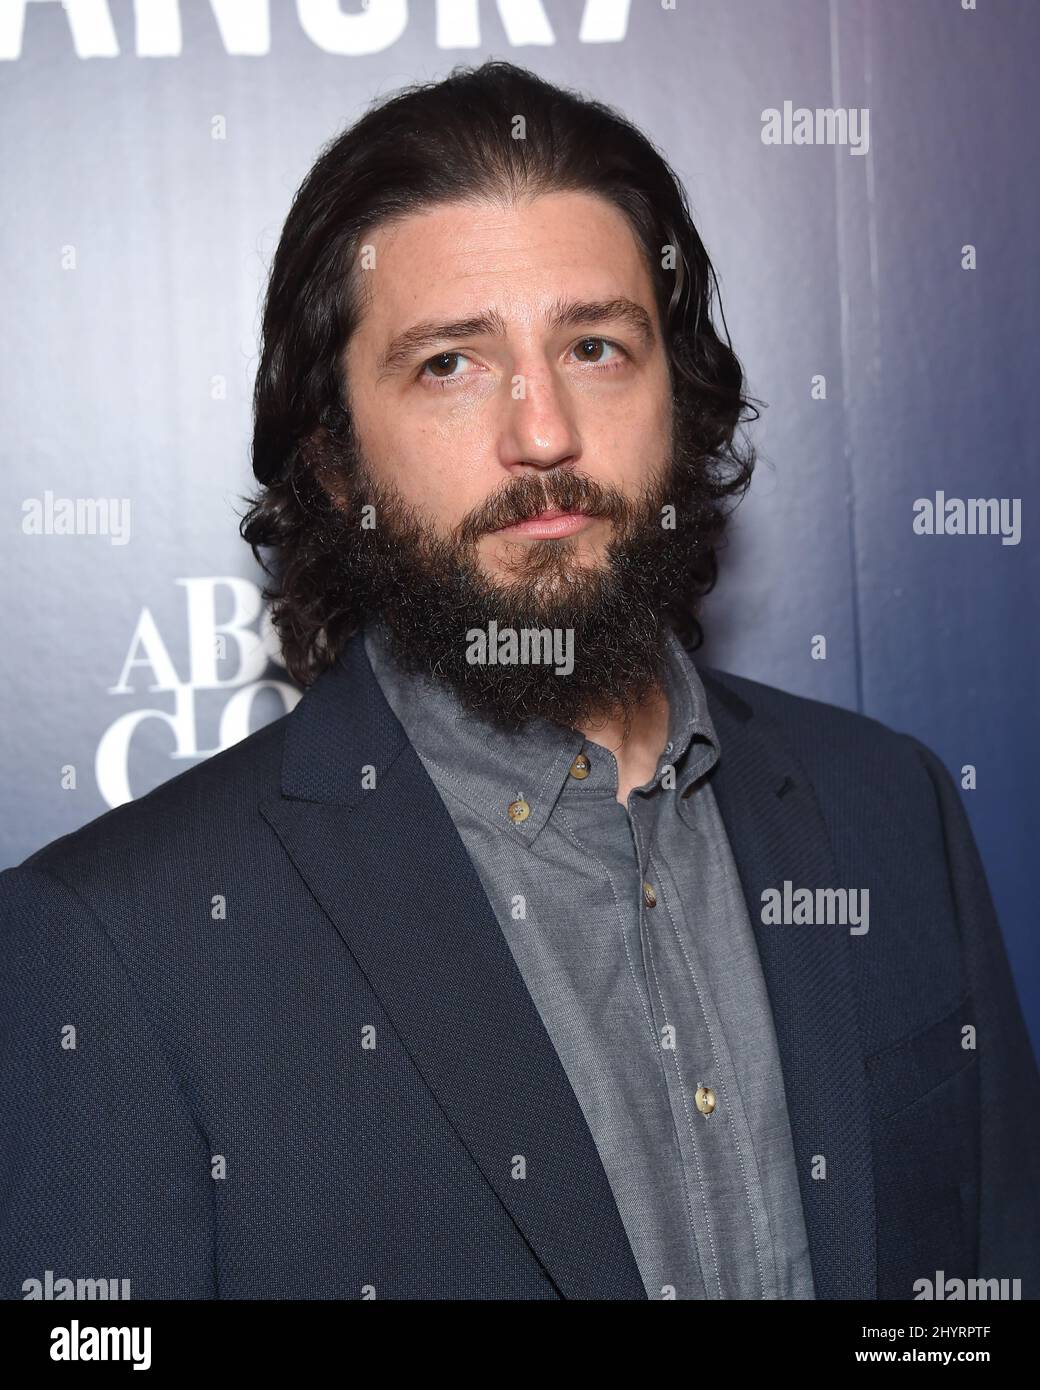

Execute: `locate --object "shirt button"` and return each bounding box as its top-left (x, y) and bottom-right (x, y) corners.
top-left (642, 882), bottom-right (657, 908)
top-left (695, 1085), bottom-right (716, 1116)
top-left (507, 798), bottom-right (530, 824)
top-left (569, 752), bottom-right (591, 780)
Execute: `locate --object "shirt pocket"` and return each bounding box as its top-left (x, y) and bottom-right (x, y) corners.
top-left (863, 994), bottom-right (980, 1298)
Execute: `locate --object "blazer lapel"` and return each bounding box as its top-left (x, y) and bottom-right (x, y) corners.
top-left (260, 632), bottom-right (647, 1301)
top-left (700, 667), bottom-right (877, 1300)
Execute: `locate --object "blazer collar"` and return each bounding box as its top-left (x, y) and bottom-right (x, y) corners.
top-left (262, 629), bottom-right (876, 1300)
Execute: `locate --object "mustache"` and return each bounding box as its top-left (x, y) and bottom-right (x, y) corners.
top-left (455, 472), bottom-right (632, 544)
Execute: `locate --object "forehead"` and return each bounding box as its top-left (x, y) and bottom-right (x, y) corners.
top-left (349, 190), bottom-right (657, 344)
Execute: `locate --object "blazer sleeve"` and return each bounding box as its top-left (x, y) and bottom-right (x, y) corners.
top-left (0, 863), bottom-right (215, 1300)
top-left (904, 735), bottom-right (1040, 1297)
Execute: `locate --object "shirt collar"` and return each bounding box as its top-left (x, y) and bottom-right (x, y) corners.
top-left (362, 619), bottom-right (720, 846)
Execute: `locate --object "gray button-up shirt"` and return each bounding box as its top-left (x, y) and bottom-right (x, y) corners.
top-left (363, 619), bottom-right (815, 1300)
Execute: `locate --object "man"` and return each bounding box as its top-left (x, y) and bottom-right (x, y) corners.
top-left (3, 60), bottom-right (1038, 1302)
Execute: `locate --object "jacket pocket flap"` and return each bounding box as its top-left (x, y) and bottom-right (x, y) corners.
top-left (864, 994), bottom-right (976, 1117)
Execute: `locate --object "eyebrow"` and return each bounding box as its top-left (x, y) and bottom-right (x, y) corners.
top-left (375, 296), bottom-right (657, 377)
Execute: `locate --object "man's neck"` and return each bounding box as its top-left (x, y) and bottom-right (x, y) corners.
top-left (577, 679), bottom-right (671, 807)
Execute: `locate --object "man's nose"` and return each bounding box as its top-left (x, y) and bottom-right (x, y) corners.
top-left (498, 364), bottom-right (582, 472)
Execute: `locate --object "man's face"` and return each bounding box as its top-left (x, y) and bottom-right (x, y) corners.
top-left (343, 190), bottom-right (673, 588)
top-left (327, 189), bottom-right (709, 732)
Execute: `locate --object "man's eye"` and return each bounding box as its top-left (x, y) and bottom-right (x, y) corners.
top-left (420, 351), bottom-right (468, 382)
top-left (571, 338), bottom-right (623, 365)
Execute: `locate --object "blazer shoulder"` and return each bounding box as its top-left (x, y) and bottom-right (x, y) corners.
top-left (697, 664), bottom-right (950, 792)
top-left (18, 710), bottom-right (292, 892)
top-left (701, 665), bottom-right (913, 751)
top-left (697, 668), bottom-right (972, 920)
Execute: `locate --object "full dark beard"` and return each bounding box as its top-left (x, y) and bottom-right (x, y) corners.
top-left (320, 395), bottom-right (713, 735)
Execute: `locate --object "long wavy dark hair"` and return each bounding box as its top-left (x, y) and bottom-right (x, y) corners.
top-left (240, 59), bottom-right (758, 689)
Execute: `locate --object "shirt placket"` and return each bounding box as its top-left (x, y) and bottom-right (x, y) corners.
top-left (624, 788), bottom-right (722, 1298)
top-left (632, 788), bottom-right (775, 1300)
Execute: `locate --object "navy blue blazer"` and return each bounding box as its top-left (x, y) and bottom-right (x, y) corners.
top-left (3, 629), bottom-right (1039, 1300)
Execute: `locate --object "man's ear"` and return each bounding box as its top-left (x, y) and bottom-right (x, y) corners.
top-left (290, 425), bottom-right (348, 514)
